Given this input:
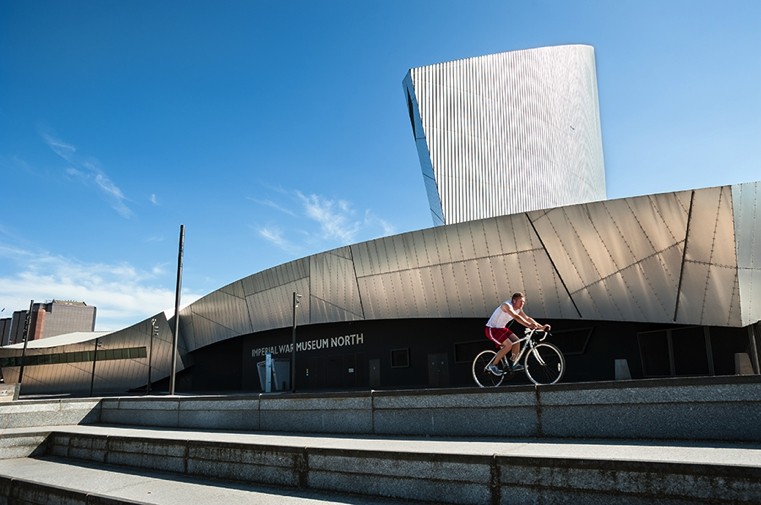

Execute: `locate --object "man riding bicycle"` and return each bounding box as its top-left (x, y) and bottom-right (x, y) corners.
top-left (485, 292), bottom-right (551, 376)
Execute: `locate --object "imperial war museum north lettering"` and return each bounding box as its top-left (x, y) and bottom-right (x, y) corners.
top-left (251, 333), bottom-right (364, 358)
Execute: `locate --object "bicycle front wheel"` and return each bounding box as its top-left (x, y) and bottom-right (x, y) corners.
top-left (472, 350), bottom-right (505, 387)
top-left (524, 343), bottom-right (565, 385)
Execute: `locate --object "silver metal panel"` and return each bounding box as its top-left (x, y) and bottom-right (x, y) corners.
top-left (634, 246), bottom-right (683, 322)
top-left (452, 221), bottom-right (480, 262)
top-left (580, 275), bottom-right (631, 321)
top-left (390, 234), bottom-right (411, 272)
top-left (733, 182), bottom-right (761, 325)
top-left (676, 262), bottom-right (740, 326)
top-left (430, 225), bottom-right (454, 265)
top-left (437, 263), bottom-right (466, 317)
top-left (465, 258), bottom-right (492, 314)
top-left (685, 186), bottom-right (731, 265)
top-left (350, 240), bottom-right (375, 278)
top-left (241, 258), bottom-right (308, 296)
top-left (641, 192), bottom-right (690, 253)
top-left (469, 221), bottom-right (492, 260)
top-left (219, 279), bottom-right (246, 299)
top-left (400, 231), bottom-right (423, 270)
top-left (186, 311), bottom-right (238, 351)
top-left (532, 206), bottom-right (597, 293)
top-left (310, 248), bottom-right (363, 324)
top-left (417, 227), bottom-right (441, 267)
top-left (405, 266), bottom-right (440, 318)
top-left (581, 203), bottom-right (634, 280)
top-left (246, 278), bottom-right (310, 333)
top-left (399, 267), bottom-right (431, 315)
top-left (396, 270), bottom-right (422, 318)
top-left (491, 213), bottom-right (541, 257)
top-left (597, 199), bottom-right (656, 264)
top-left (188, 288), bottom-right (252, 338)
top-left (372, 237), bottom-right (394, 275)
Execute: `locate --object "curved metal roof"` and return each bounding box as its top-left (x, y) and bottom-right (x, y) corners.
top-left (4, 182), bottom-right (759, 395)
top-left (179, 182), bottom-right (761, 358)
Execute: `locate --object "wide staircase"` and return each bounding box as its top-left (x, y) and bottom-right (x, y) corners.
top-left (1, 376), bottom-right (761, 504)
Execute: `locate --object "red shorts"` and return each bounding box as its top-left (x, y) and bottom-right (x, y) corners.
top-left (485, 327), bottom-right (517, 348)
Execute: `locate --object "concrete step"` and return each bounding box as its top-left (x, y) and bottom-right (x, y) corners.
top-left (3, 377), bottom-right (761, 443)
top-left (2, 425), bottom-right (760, 504)
top-left (0, 457), bottom-right (403, 504)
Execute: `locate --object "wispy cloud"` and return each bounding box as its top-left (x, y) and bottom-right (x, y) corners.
top-left (251, 187), bottom-right (396, 255)
top-left (41, 131), bottom-right (133, 218)
top-left (297, 191), bottom-right (360, 243)
top-left (256, 225), bottom-right (300, 254)
top-left (0, 245), bottom-right (201, 331)
top-left (247, 197), bottom-right (297, 217)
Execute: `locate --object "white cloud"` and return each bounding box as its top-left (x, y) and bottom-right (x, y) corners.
top-left (256, 226), bottom-right (300, 254)
top-left (0, 245), bottom-right (201, 331)
top-left (41, 133), bottom-right (77, 162)
top-left (297, 191), bottom-right (360, 243)
top-left (247, 197), bottom-right (297, 217)
top-left (250, 187), bottom-right (396, 255)
top-left (42, 132), bottom-right (133, 218)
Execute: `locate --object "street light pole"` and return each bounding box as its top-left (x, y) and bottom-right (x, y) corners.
top-left (291, 292), bottom-right (301, 392)
top-left (89, 337), bottom-right (100, 397)
top-left (170, 224), bottom-right (184, 396)
top-left (17, 299), bottom-right (33, 385)
top-left (147, 318), bottom-right (158, 394)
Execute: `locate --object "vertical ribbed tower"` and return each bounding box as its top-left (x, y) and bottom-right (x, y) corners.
top-left (404, 45), bottom-right (607, 225)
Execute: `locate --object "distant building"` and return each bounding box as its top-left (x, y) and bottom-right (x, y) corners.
top-left (8, 311), bottom-right (27, 346)
top-left (31, 300), bottom-right (96, 339)
top-left (1, 301), bottom-right (96, 346)
top-left (0, 318), bottom-right (11, 347)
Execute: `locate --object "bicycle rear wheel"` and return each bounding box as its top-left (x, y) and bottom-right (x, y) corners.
top-left (472, 350), bottom-right (505, 387)
top-left (524, 343), bottom-right (565, 385)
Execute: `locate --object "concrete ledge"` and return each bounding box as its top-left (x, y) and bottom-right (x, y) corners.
top-left (0, 432), bottom-right (49, 460)
top-left (0, 384), bottom-right (20, 403)
top-left (0, 399), bottom-right (100, 430)
top-left (88, 376), bottom-right (761, 442)
top-left (0, 475), bottom-right (143, 505)
top-left (40, 430), bottom-right (761, 504)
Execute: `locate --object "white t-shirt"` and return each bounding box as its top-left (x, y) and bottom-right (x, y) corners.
top-left (486, 300), bottom-right (515, 328)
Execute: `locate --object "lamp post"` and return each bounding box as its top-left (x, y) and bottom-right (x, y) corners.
top-left (17, 299), bottom-right (34, 385)
top-left (146, 318), bottom-right (158, 394)
top-left (169, 224), bottom-right (184, 396)
top-left (291, 292), bottom-right (301, 392)
top-left (89, 338), bottom-right (102, 397)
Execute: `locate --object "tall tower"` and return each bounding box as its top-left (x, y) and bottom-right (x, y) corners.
top-left (404, 45), bottom-right (607, 225)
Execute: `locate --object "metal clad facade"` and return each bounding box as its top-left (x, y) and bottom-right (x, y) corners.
top-left (4, 184), bottom-right (761, 394)
top-left (404, 45), bottom-right (606, 225)
top-left (734, 182), bottom-right (761, 326)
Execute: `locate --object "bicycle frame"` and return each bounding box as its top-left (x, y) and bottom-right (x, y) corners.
top-left (499, 328), bottom-right (548, 368)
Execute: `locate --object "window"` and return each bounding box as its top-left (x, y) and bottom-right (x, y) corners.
top-left (638, 327), bottom-right (711, 378)
top-left (552, 327), bottom-right (593, 356)
top-left (391, 348), bottom-right (410, 368)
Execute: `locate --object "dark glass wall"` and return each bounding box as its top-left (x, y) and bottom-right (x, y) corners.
top-left (184, 318), bottom-right (759, 393)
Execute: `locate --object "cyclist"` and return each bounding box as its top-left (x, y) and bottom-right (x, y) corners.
top-left (485, 292), bottom-right (551, 376)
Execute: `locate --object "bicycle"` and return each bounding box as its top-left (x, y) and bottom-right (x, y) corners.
top-left (472, 328), bottom-right (565, 387)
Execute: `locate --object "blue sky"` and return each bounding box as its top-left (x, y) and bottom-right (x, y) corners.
top-left (1, 0), bottom-right (759, 331)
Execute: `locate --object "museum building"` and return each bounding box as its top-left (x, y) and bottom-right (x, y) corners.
top-left (1, 46), bottom-right (759, 395)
